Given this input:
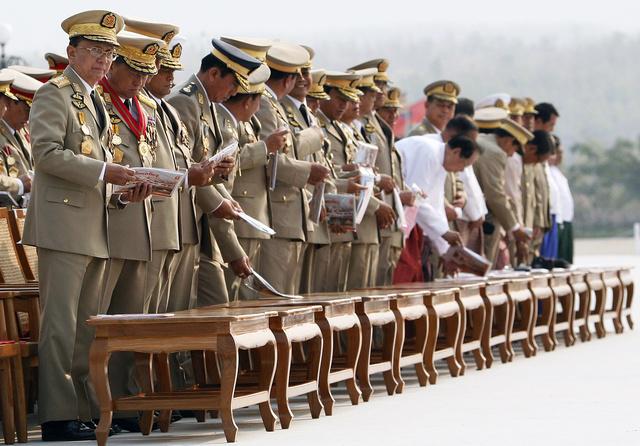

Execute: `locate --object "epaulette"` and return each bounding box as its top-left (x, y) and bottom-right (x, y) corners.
top-left (50, 75), bottom-right (70, 89)
top-left (180, 82), bottom-right (196, 96)
top-left (263, 89), bottom-right (276, 101)
top-left (137, 93), bottom-right (157, 110)
top-left (364, 123), bottom-right (376, 133)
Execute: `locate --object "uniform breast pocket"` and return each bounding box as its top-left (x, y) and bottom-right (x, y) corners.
top-left (45, 187), bottom-right (86, 208)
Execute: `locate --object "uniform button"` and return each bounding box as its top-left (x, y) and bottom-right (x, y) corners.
top-left (243, 190), bottom-right (248, 196)
top-left (63, 198), bottom-right (69, 204)
top-left (283, 195), bottom-right (287, 201)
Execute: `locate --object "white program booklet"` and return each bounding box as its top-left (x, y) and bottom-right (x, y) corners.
top-left (237, 212), bottom-right (276, 236)
top-left (113, 167), bottom-right (186, 197)
top-left (208, 141), bottom-right (239, 165)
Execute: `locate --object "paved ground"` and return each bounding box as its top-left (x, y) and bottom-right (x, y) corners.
top-left (9, 239), bottom-right (640, 445)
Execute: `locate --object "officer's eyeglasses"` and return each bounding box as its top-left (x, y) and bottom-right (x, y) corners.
top-left (78, 46), bottom-right (118, 60)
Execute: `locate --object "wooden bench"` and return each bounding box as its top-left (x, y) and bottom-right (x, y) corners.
top-left (569, 270), bottom-right (591, 342)
top-left (494, 274), bottom-right (536, 359)
top-left (585, 270), bottom-right (607, 338)
top-left (230, 295), bottom-right (362, 416)
top-left (87, 307), bottom-right (280, 445)
top-left (601, 268), bottom-right (625, 334)
top-left (529, 271), bottom-right (556, 352)
top-left (550, 270), bottom-right (576, 347)
top-left (223, 301), bottom-right (324, 428)
top-left (618, 267), bottom-right (634, 329)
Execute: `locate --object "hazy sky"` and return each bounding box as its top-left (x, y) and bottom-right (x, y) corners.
top-left (3, 0), bottom-right (640, 62)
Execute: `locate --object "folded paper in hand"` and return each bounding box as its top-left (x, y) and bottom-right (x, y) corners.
top-left (208, 141), bottom-right (239, 165)
top-left (237, 212), bottom-right (276, 235)
top-left (244, 268), bottom-right (299, 299)
top-left (113, 167), bottom-right (186, 197)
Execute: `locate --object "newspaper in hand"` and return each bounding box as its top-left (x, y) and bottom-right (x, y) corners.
top-left (237, 212), bottom-right (276, 235)
top-left (355, 167), bottom-right (376, 224)
top-left (354, 142), bottom-right (379, 167)
top-left (208, 141), bottom-right (239, 165)
top-left (113, 167), bottom-right (186, 198)
top-left (308, 181), bottom-right (325, 224)
top-left (325, 193), bottom-right (356, 231)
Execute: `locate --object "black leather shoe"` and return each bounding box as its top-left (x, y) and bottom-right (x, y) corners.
top-left (41, 420), bottom-right (96, 442)
top-left (85, 420), bottom-right (116, 436)
top-left (112, 417), bottom-right (141, 433)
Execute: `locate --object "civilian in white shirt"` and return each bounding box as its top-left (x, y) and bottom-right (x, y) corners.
top-left (397, 134), bottom-right (480, 276)
top-left (549, 136), bottom-right (574, 263)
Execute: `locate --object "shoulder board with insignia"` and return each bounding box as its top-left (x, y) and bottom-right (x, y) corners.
top-left (180, 83), bottom-right (196, 96)
top-left (365, 123), bottom-right (376, 133)
top-left (137, 93), bottom-right (157, 110)
top-left (263, 89), bottom-right (276, 101)
top-left (50, 75), bottom-right (70, 88)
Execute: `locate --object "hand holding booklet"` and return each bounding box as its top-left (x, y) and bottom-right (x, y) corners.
top-left (208, 141), bottom-right (239, 165)
top-left (237, 212), bottom-right (276, 235)
top-left (244, 268), bottom-right (300, 299)
top-left (113, 167), bottom-right (186, 198)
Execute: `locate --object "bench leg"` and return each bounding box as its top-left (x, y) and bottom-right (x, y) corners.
top-left (154, 353), bottom-right (172, 433)
top-left (413, 316), bottom-right (430, 387)
top-left (190, 350), bottom-right (207, 423)
top-left (10, 353), bottom-right (27, 443)
top-left (540, 297), bottom-right (555, 352)
top-left (496, 302), bottom-right (512, 363)
top-left (520, 298), bottom-right (537, 357)
top-left (445, 314), bottom-right (463, 378)
top-left (134, 352), bottom-right (154, 435)
top-left (356, 315), bottom-right (373, 402)
top-left (481, 302), bottom-right (495, 368)
top-left (306, 335), bottom-right (324, 419)
top-left (470, 307), bottom-right (486, 370)
top-left (273, 330), bottom-right (293, 429)
top-left (382, 320), bottom-right (398, 396)
top-left (0, 358), bottom-right (16, 445)
top-left (317, 319), bottom-right (335, 416)
top-left (217, 336), bottom-right (239, 442)
top-left (625, 284), bottom-right (634, 329)
top-left (392, 312), bottom-right (405, 394)
top-left (345, 322), bottom-right (362, 406)
top-left (424, 309), bottom-right (439, 385)
top-left (559, 294), bottom-right (577, 347)
top-left (257, 342), bottom-right (277, 432)
top-left (89, 339), bottom-right (113, 446)
top-left (612, 286), bottom-right (624, 334)
top-left (578, 291), bottom-right (592, 342)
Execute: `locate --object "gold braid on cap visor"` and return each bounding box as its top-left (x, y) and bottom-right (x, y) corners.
top-left (116, 46), bottom-right (158, 74)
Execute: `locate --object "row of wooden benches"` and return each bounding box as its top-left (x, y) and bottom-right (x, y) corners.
top-left (83, 267), bottom-right (634, 446)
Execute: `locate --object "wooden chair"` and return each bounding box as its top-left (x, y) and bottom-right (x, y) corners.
top-left (88, 307), bottom-right (279, 445)
top-left (529, 272), bottom-right (556, 352)
top-left (0, 291), bottom-right (27, 444)
top-left (585, 270), bottom-right (607, 338)
top-left (618, 267), bottom-right (634, 329)
top-left (601, 268), bottom-right (625, 334)
top-left (8, 209), bottom-right (37, 282)
top-left (550, 270), bottom-right (576, 347)
top-left (569, 270), bottom-right (591, 342)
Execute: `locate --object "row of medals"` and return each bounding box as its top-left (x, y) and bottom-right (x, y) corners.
top-left (78, 110), bottom-right (151, 159)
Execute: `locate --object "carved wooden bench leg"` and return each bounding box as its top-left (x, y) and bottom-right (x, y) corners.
top-left (521, 298), bottom-right (537, 357)
top-left (345, 322), bottom-right (362, 405)
top-left (425, 307), bottom-right (439, 385)
top-left (356, 313), bottom-right (373, 402)
top-left (382, 321), bottom-right (398, 396)
top-left (154, 353), bottom-right (172, 433)
top-left (540, 297), bottom-right (556, 352)
top-left (10, 347), bottom-right (27, 443)
top-left (504, 299), bottom-right (516, 362)
top-left (612, 285), bottom-right (624, 334)
top-left (190, 350), bottom-right (207, 423)
top-left (624, 281), bottom-right (634, 329)
top-left (412, 316), bottom-right (430, 387)
top-left (257, 341), bottom-right (277, 432)
top-left (306, 335), bottom-right (324, 419)
top-left (274, 331), bottom-right (293, 429)
top-left (134, 352), bottom-right (154, 435)
top-left (481, 301), bottom-right (495, 368)
top-left (445, 313), bottom-right (463, 377)
top-left (217, 335), bottom-right (239, 442)
top-left (392, 310), bottom-right (405, 394)
top-left (593, 289), bottom-right (607, 338)
top-left (317, 319), bottom-right (335, 416)
top-left (470, 306), bottom-right (487, 370)
top-left (0, 357), bottom-right (16, 445)
top-left (89, 339), bottom-right (113, 446)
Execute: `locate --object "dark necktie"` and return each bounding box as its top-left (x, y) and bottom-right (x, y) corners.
top-left (299, 103), bottom-right (311, 127)
top-left (14, 131), bottom-right (32, 166)
top-left (90, 90), bottom-right (105, 130)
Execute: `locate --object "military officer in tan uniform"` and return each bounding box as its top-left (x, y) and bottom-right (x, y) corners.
top-left (169, 38), bottom-right (261, 305)
top-left (45, 52), bottom-right (70, 77)
top-left (472, 108), bottom-right (533, 265)
top-left (21, 10), bottom-right (144, 441)
top-left (254, 42), bottom-right (329, 294)
top-left (0, 70), bottom-right (26, 196)
top-left (522, 97), bottom-right (537, 131)
top-left (306, 69), bottom-right (328, 114)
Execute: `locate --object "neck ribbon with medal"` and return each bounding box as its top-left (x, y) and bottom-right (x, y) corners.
top-left (99, 78), bottom-right (155, 164)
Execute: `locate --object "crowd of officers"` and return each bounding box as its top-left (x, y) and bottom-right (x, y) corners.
top-left (0, 9), bottom-right (571, 442)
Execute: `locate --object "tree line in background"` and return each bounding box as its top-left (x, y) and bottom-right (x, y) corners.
top-left (567, 137), bottom-right (640, 237)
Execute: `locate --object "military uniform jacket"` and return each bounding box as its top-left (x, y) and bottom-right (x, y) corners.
top-left (0, 120), bottom-right (32, 175)
top-left (533, 162), bottom-right (551, 230)
top-left (408, 117), bottom-right (439, 137)
top-left (473, 133), bottom-right (518, 232)
top-left (254, 88), bottom-right (312, 241)
top-left (169, 74), bottom-right (246, 263)
top-left (23, 67), bottom-right (113, 258)
top-left (155, 95), bottom-right (199, 246)
top-left (142, 91), bottom-right (180, 252)
top-left (98, 85), bottom-right (153, 261)
top-left (216, 106), bottom-right (272, 240)
top-left (520, 163), bottom-right (536, 229)
top-left (282, 96), bottom-right (332, 245)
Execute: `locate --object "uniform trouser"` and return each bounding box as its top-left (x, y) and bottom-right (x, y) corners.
top-left (300, 242), bottom-right (331, 294)
top-left (197, 252), bottom-right (229, 307)
top-left (326, 241), bottom-right (351, 292)
top-left (347, 242), bottom-right (379, 290)
top-left (36, 248), bottom-right (108, 424)
top-left (485, 224), bottom-right (504, 267)
top-left (166, 243), bottom-right (199, 313)
top-left (376, 236), bottom-right (402, 286)
top-left (145, 249), bottom-right (171, 314)
top-left (104, 258), bottom-right (150, 417)
top-left (225, 238), bottom-right (262, 301)
top-left (557, 221), bottom-right (574, 264)
top-left (259, 238), bottom-right (304, 295)
top-left (458, 221), bottom-right (484, 257)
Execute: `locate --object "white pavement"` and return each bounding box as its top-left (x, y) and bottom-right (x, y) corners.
top-left (16, 243), bottom-right (640, 446)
